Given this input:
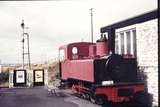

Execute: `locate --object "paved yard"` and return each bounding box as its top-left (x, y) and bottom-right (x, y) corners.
top-left (0, 87), bottom-right (77, 107)
top-left (0, 87), bottom-right (100, 107)
top-left (0, 87), bottom-right (150, 107)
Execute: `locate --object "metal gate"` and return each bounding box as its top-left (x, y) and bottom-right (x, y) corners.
top-left (33, 69), bottom-right (44, 86)
top-left (13, 69), bottom-right (26, 87)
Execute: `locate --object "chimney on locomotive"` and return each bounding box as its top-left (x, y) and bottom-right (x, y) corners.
top-left (96, 33), bottom-right (109, 57)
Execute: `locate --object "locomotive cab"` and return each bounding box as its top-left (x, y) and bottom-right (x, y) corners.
top-left (59, 42), bottom-right (96, 60)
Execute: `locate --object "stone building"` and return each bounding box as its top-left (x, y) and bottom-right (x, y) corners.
top-left (101, 9), bottom-right (158, 106)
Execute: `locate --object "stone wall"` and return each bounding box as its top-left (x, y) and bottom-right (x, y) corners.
top-left (136, 19), bottom-right (158, 106)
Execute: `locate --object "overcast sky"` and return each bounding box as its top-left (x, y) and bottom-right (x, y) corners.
top-left (0, 0), bottom-right (157, 64)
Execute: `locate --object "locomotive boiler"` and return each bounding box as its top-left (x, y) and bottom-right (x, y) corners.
top-left (58, 34), bottom-right (145, 105)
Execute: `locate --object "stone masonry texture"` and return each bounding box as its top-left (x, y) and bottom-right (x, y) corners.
top-left (136, 19), bottom-right (158, 106)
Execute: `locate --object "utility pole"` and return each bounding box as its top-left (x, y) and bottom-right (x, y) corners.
top-left (24, 33), bottom-right (31, 69)
top-left (21, 20), bottom-right (25, 69)
top-left (90, 8), bottom-right (94, 43)
top-left (20, 20), bottom-right (31, 70)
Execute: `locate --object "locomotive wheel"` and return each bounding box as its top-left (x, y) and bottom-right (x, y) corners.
top-left (77, 93), bottom-right (82, 98)
top-left (90, 96), bottom-right (96, 104)
top-left (85, 94), bottom-right (90, 100)
top-left (81, 93), bottom-right (85, 99)
top-left (95, 98), bottom-right (104, 105)
top-left (90, 94), bottom-right (105, 105)
top-left (132, 91), bottom-right (153, 107)
top-left (81, 93), bottom-right (89, 99)
top-left (95, 94), bottom-right (106, 105)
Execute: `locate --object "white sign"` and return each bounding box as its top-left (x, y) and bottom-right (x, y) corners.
top-left (35, 71), bottom-right (43, 82)
top-left (16, 71), bottom-right (25, 83)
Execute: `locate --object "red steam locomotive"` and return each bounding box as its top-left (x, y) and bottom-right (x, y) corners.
top-left (58, 34), bottom-right (145, 105)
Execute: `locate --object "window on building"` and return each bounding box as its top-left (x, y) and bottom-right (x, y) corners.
top-left (120, 33), bottom-right (124, 54)
top-left (115, 35), bottom-right (119, 54)
top-left (115, 28), bottom-right (136, 57)
top-left (126, 31), bottom-right (131, 54)
top-left (132, 29), bottom-right (137, 56)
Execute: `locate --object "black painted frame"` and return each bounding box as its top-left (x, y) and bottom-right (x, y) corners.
top-left (33, 69), bottom-right (44, 86)
top-left (13, 69), bottom-right (27, 87)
